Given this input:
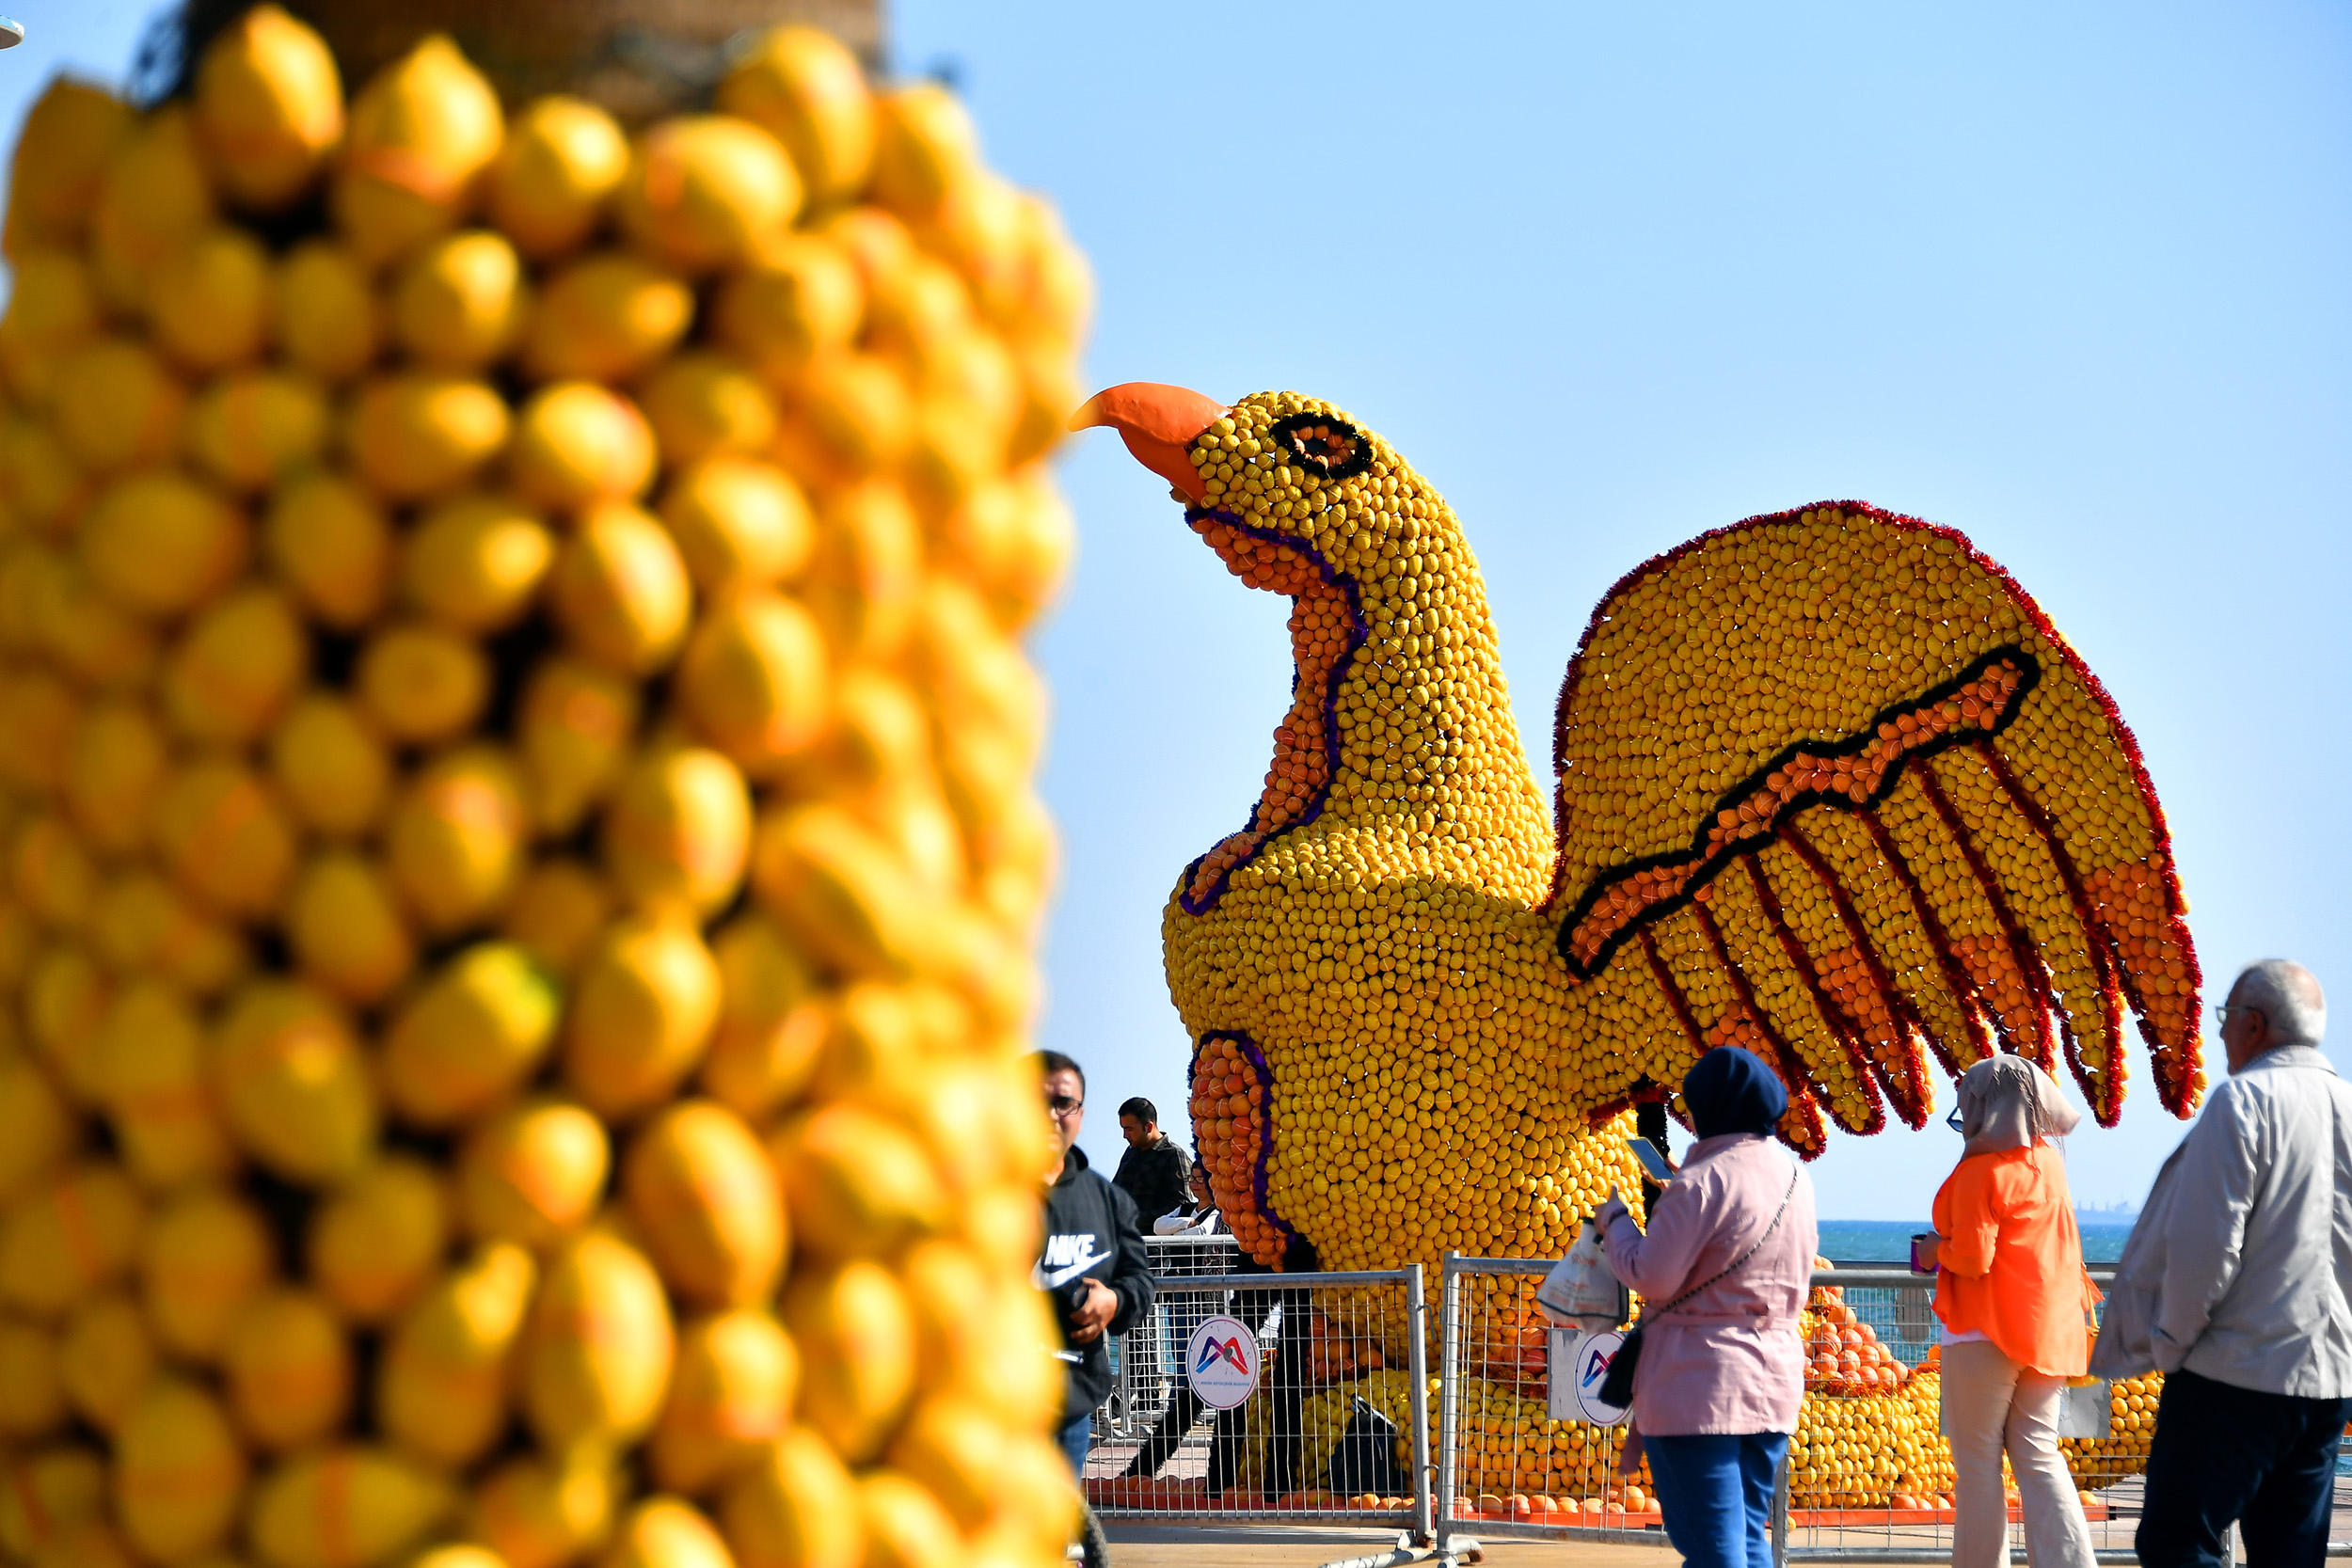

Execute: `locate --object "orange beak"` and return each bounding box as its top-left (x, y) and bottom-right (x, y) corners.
top-left (1067, 383), bottom-right (1229, 504)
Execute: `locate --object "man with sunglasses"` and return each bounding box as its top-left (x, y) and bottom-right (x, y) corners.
top-left (1036, 1050), bottom-right (1154, 1481)
top-left (2090, 960), bottom-right (2349, 1568)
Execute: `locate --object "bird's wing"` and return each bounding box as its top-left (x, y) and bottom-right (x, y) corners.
top-left (1543, 503), bottom-right (2201, 1153)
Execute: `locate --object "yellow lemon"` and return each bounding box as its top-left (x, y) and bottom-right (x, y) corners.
top-left (247, 1446), bottom-right (455, 1568)
top-left (88, 871), bottom-right (248, 999)
top-left (0, 1161), bottom-right (144, 1319)
top-left (393, 228), bottom-right (529, 372)
top-left (523, 1225), bottom-right (675, 1449)
top-left (264, 470), bottom-right (391, 628)
top-left (24, 942), bottom-right (110, 1103)
top-left (307, 1156), bottom-right (449, 1325)
top-left (161, 582), bottom-right (309, 745)
top-left (376, 1242), bottom-right (535, 1468)
top-left (0, 1047), bottom-right (76, 1206)
top-left (112, 1379), bottom-right (246, 1564)
top-left (771, 1104), bottom-right (946, 1263)
top-left (138, 1183), bottom-right (273, 1360)
top-left (273, 239), bottom-right (382, 384)
top-left (284, 850), bottom-right (416, 1006)
top-left (517, 656), bottom-right (641, 838)
top-left (674, 593), bottom-right (829, 778)
top-left (551, 501), bottom-right (692, 675)
top-left (650, 1308), bottom-right (796, 1497)
top-left (149, 224), bottom-right (273, 372)
top-left (486, 96), bottom-right (629, 262)
top-left (622, 1100), bottom-right (783, 1308)
top-left (401, 492), bottom-right (555, 633)
top-left (185, 368), bottom-right (331, 492)
top-left (4, 78), bottom-right (135, 250)
top-left (600, 747), bottom-right (753, 918)
top-left (618, 117), bottom-right (801, 276)
top-left (150, 755), bottom-right (297, 921)
top-left (716, 26), bottom-right (876, 205)
top-left (91, 107), bottom-right (215, 314)
top-left (750, 804), bottom-right (934, 978)
top-left (469, 1452), bottom-right (619, 1568)
top-left (55, 336), bottom-right (188, 474)
top-left (0, 1314), bottom-right (65, 1440)
top-left (719, 1431), bottom-right (861, 1568)
top-left (639, 353), bottom-right (778, 468)
top-left (0, 247), bottom-right (102, 405)
top-left (521, 251), bottom-right (693, 383)
top-left (456, 1099), bottom-right (609, 1251)
top-left (191, 4), bottom-right (342, 213)
top-left (697, 912), bottom-right (823, 1123)
top-left (96, 982), bottom-right (236, 1190)
top-left (66, 690), bottom-right (172, 851)
top-left (333, 34), bottom-right (503, 266)
top-left (780, 1259), bottom-right (914, 1464)
top-left (712, 234), bottom-right (862, 392)
top-left (599, 1497), bottom-right (736, 1568)
top-left (343, 372), bottom-right (511, 500)
top-left (268, 693), bottom-right (391, 839)
top-left (853, 1473), bottom-right (960, 1568)
top-left (383, 745), bottom-right (529, 937)
top-left (509, 380), bottom-right (656, 513)
top-left (382, 942), bottom-right (564, 1128)
top-left (222, 1288), bottom-right (351, 1451)
top-left (207, 979), bottom-right (375, 1184)
top-left (59, 1291), bottom-right (155, 1433)
top-left (357, 620), bottom-right (490, 745)
top-left (501, 858), bottom-right (617, 978)
top-left (869, 85), bottom-right (978, 220)
top-left (563, 917), bottom-right (722, 1121)
top-left (77, 468), bottom-right (245, 619)
top-left (658, 458), bottom-right (813, 597)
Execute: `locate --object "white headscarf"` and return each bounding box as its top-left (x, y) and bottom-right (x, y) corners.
top-left (1957, 1054), bottom-right (2080, 1158)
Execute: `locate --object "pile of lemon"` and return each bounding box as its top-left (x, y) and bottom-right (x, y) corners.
top-left (0, 8), bottom-right (1083, 1568)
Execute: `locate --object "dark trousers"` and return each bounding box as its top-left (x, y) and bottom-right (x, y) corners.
top-left (2138, 1366), bottom-right (2347, 1568)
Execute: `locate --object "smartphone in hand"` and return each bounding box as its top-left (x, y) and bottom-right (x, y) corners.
top-left (1625, 1135), bottom-right (1676, 1182)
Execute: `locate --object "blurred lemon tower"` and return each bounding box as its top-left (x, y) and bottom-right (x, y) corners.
top-left (0, 7), bottom-right (1088, 1566)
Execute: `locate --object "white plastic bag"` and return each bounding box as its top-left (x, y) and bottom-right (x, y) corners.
top-left (1536, 1220), bottom-right (1629, 1332)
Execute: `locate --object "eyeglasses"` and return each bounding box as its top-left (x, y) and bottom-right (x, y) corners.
top-left (1946, 1106), bottom-right (1964, 1132)
top-left (2213, 1004), bottom-right (2262, 1029)
top-left (1047, 1095), bottom-right (1084, 1118)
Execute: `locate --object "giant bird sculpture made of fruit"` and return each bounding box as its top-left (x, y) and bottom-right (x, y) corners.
top-left (1074, 383), bottom-right (2203, 1277)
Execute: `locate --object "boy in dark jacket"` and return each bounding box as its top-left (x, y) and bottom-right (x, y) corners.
top-left (1036, 1050), bottom-right (1154, 1478)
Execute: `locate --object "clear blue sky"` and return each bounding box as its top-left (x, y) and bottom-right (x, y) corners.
top-left (10, 3), bottom-right (2348, 1220)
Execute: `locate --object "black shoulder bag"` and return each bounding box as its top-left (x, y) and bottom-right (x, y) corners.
top-left (1597, 1163), bottom-right (1800, 1411)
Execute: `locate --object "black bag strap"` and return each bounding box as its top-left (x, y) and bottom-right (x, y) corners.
top-left (1643, 1162), bottom-right (1801, 1323)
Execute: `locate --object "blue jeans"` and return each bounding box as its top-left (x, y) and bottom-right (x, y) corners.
top-left (1057, 1408), bottom-right (1093, 1480)
top-left (2138, 1368), bottom-right (2346, 1568)
top-left (1643, 1433), bottom-right (1788, 1568)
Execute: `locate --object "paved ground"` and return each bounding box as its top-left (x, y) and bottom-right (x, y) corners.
top-left (1101, 1524), bottom-right (1681, 1567)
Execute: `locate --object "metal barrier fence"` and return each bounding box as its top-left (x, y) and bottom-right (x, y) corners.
top-left (1435, 1256), bottom-right (2352, 1564)
top-left (1081, 1259), bottom-right (1435, 1545)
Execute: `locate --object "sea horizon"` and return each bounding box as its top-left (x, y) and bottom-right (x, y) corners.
top-left (1820, 1215), bottom-right (2136, 1264)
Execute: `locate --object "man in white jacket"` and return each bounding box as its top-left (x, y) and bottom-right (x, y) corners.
top-left (2089, 960), bottom-right (2350, 1568)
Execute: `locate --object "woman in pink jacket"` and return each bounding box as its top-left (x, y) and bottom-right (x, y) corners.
top-left (1597, 1047), bottom-right (1819, 1568)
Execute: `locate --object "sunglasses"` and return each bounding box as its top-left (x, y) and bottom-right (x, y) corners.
top-left (1047, 1094), bottom-right (1084, 1118)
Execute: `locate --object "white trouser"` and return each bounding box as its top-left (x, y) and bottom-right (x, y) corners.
top-left (1941, 1339), bottom-right (2096, 1568)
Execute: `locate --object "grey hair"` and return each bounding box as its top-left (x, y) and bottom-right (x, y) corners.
top-left (2233, 960), bottom-right (2326, 1047)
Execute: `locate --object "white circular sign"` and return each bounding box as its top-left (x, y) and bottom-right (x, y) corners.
top-left (1184, 1314), bottom-right (1262, 1409)
top-left (1568, 1330), bottom-right (1630, 1426)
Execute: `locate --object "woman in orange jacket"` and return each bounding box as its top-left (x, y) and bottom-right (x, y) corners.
top-left (1921, 1055), bottom-right (2098, 1568)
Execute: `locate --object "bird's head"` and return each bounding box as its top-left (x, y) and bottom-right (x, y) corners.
top-left (1073, 385), bottom-right (1517, 913)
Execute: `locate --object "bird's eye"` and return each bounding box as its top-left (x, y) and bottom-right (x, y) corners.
top-left (1269, 413), bottom-right (1370, 481)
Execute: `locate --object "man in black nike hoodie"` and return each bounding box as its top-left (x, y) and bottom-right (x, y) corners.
top-left (1036, 1050), bottom-right (1154, 1479)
